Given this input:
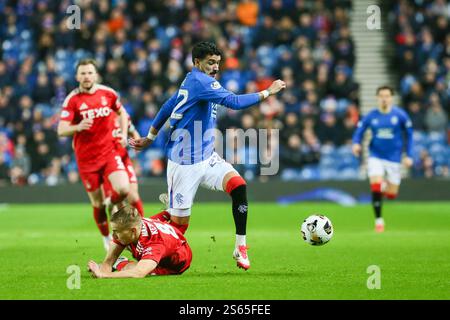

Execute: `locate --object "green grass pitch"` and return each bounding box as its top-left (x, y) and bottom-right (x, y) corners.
top-left (0, 202), bottom-right (449, 300)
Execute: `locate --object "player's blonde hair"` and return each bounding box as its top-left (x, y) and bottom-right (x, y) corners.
top-left (110, 205), bottom-right (141, 228)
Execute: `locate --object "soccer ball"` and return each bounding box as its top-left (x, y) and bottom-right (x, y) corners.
top-left (301, 215), bottom-right (334, 246)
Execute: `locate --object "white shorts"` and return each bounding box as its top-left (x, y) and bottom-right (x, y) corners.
top-left (167, 152), bottom-right (238, 216)
top-left (367, 157), bottom-right (402, 185)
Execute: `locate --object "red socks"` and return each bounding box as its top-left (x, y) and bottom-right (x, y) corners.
top-left (150, 210), bottom-right (171, 222)
top-left (225, 176), bottom-right (247, 194)
top-left (385, 193), bottom-right (397, 200)
top-left (371, 183), bottom-right (398, 199)
top-left (169, 221), bottom-right (189, 234)
top-left (115, 260), bottom-right (131, 271)
top-left (93, 207), bottom-right (109, 236)
top-left (370, 183), bottom-right (382, 193)
top-left (149, 210), bottom-right (188, 234)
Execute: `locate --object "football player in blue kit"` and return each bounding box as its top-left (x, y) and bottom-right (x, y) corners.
top-left (130, 42), bottom-right (286, 269)
top-left (352, 86), bottom-right (413, 232)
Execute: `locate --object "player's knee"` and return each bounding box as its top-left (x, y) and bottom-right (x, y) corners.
top-left (127, 191), bottom-right (139, 203)
top-left (91, 199), bottom-right (104, 208)
top-left (115, 182), bottom-right (130, 197)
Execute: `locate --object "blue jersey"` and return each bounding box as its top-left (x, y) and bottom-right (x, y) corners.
top-left (352, 106), bottom-right (413, 163)
top-left (151, 67), bottom-right (260, 164)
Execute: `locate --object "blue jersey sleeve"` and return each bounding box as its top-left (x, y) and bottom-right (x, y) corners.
top-left (352, 113), bottom-right (371, 144)
top-left (401, 111), bottom-right (414, 158)
top-left (151, 93), bottom-right (177, 131)
top-left (196, 77), bottom-right (260, 110)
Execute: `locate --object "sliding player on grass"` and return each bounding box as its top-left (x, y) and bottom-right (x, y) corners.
top-left (88, 205), bottom-right (192, 278)
top-left (352, 86), bottom-right (413, 232)
top-left (130, 41), bottom-right (286, 270)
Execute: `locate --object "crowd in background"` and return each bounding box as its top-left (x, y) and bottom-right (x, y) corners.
top-left (389, 0), bottom-right (450, 178)
top-left (0, 0), bottom-right (447, 186)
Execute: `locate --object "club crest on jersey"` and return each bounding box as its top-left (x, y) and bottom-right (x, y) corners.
top-left (101, 96), bottom-right (108, 106)
top-left (80, 107), bottom-right (112, 120)
top-left (211, 81), bottom-right (221, 89)
top-left (175, 193), bottom-right (184, 205)
top-left (391, 116), bottom-right (398, 125)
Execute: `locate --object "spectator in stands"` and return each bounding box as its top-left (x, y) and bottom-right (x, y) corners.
top-left (0, 0), bottom-right (360, 183)
top-left (407, 101), bottom-right (427, 131)
top-left (425, 102), bottom-right (448, 133)
top-left (412, 150), bottom-right (435, 178)
top-left (0, 153), bottom-right (9, 186)
top-left (280, 134), bottom-right (304, 170)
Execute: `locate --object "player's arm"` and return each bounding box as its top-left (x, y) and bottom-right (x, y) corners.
top-left (351, 114), bottom-right (370, 157)
top-left (57, 119), bottom-right (93, 137)
top-left (129, 93), bottom-right (177, 151)
top-left (200, 78), bottom-right (286, 110)
top-left (98, 241), bottom-right (126, 273)
top-left (115, 106), bottom-right (129, 147)
top-left (57, 95), bottom-right (93, 137)
top-left (88, 259), bottom-right (157, 279)
top-left (128, 120), bottom-right (141, 140)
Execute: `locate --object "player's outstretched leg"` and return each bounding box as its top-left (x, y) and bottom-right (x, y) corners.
top-left (93, 205), bottom-right (112, 250)
top-left (88, 188), bottom-right (112, 250)
top-left (152, 193), bottom-right (189, 234)
top-left (371, 181), bottom-right (384, 232)
top-left (225, 174), bottom-right (250, 270)
top-left (128, 182), bottom-right (144, 217)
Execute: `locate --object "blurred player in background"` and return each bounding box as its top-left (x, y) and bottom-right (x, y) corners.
top-left (102, 115), bottom-right (145, 217)
top-left (130, 41), bottom-right (286, 270)
top-left (352, 86), bottom-right (413, 232)
top-left (88, 205), bottom-right (192, 278)
top-left (57, 59), bottom-right (130, 250)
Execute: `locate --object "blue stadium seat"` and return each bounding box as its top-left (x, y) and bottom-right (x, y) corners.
top-left (299, 166), bottom-right (320, 181)
top-left (281, 168), bottom-right (301, 181)
top-left (427, 132), bottom-right (446, 145)
top-left (335, 168), bottom-right (359, 180)
top-left (413, 131), bottom-right (427, 144)
top-left (320, 168), bottom-right (338, 180)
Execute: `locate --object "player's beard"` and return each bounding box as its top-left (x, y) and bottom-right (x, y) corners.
top-left (82, 82), bottom-right (93, 90)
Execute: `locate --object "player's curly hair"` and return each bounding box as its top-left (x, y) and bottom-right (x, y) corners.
top-left (110, 205), bottom-right (141, 228)
top-left (192, 41), bottom-right (222, 63)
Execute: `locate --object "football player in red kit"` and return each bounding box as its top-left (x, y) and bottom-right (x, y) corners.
top-left (57, 59), bottom-right (130, 250)
top-left (102, 115), bottom-right (145, 217)
top-left (88, 205), bottom-right (192, 278)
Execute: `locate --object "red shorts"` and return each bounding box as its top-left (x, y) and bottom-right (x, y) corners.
top-left (102, 153), bottom-right (137, 198)
top-left (151, 242), bottom-right (192, 276)
top-left (79, 152), bottom-right (126, 193)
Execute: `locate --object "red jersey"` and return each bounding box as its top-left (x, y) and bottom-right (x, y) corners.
top-left (60, 84), bottom-right (122, 170)
top-left (115, 218), bottom-right (190, 272)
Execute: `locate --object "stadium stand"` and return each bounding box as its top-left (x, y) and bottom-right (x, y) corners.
top-left (388, 0), bottom-right (450, 178)
top-left (0, 0), bottom-right (447, 186)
